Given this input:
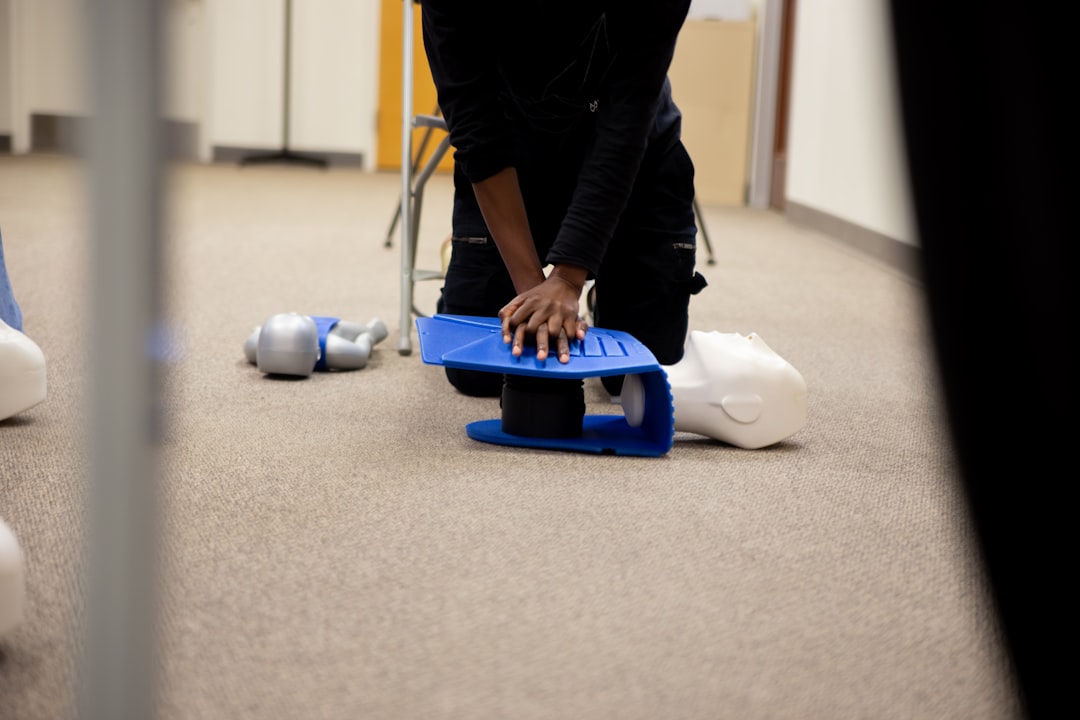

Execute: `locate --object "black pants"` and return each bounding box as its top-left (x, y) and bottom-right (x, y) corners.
top-left (439, 131), bottom-right (705, 397)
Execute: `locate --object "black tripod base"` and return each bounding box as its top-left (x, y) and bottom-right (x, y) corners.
top-left (239, 149), bottom-right (328, 169)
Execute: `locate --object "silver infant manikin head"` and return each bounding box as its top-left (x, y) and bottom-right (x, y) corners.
top-left (622, 330), bottom-right (807, 449)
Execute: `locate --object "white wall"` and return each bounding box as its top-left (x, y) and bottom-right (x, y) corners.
top-left (1, 0), bottom-right (380, 164)
top-left (163, 0), bottom-right (205, 125)
top-left (290, 0), bottom-right (380, 157)
top-left (2, 0), bottom-right (206, 151)
top-left (187, 0), bottom-right (380, 161)
top-left (785, 0), bottom-right (916, 245)
top-left (204, 0), bottom-right (285, 152)
top-left (2, 0), bottom-right (85, 151)
top-left (19, 0), bottom-right (89, 116)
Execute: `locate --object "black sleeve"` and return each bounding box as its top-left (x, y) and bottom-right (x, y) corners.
top-left (545, 2), bottom-right (691, 274)
top-left (420, 0), bottom-right (514, 183)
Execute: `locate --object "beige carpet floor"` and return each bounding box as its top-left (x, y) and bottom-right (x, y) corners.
top-left (0, 154), bottom-right (1020, 719)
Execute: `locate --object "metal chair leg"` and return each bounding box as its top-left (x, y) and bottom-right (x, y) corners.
top-left (693, 197), bottom-right (717, 266)
top-left (384, 107), bottom-right (443, 249)
top-left (398, 118), bottom-right (451, 355)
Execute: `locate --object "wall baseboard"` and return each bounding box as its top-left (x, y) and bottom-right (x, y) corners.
top-left (785, 201), bottom-right (920, 281)
top-left (211, 146), bottom-right (364, 168)
top-left (27, 113), bottom-right (200, 161)
top-left (31, 113), bottom-right (82, 154)
top-left (14, 116), bottom-right (367, 167)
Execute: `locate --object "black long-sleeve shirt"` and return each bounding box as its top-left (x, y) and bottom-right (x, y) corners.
top-left (421, 1), bottom-right (691, 274)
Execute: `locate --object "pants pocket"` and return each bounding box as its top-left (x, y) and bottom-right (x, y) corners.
top-left (594, 238), bottom-right (706, 365)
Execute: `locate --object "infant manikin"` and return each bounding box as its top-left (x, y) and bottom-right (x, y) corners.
top-left (1, 517), bottom-right (24, 637)
top-left (2, 232), bottom-right (38, 637)
top-left (243, 313), bottom-right (388, 377)
top-left (1, 317), bottom-right (46, 421)
top-left (621, 330), bottom-right (807, 449)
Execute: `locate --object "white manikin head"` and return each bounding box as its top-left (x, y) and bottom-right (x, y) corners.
top-left (622, 330), bottom-right (807, 449)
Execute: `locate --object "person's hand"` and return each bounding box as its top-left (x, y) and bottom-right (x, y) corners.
top-left (499, 267), bottom-right (589, 363)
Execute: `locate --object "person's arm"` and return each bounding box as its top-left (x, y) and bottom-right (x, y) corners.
top-left (495, 4), bottom-right (691, 361)
top-left (470, 168), bottom-right (586, 363)
top-left (423, 0), bottom-right (584, 362)
top-left (545, 3), bottom-right (691, 272)
top-left (424, 3), bottom-right (691, 362)
top-left (421, 0), bottom-right (511, 184)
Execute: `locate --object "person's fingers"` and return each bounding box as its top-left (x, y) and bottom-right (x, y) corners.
top-left (535, 324), bottom-right (550, 361)
top-left (557, 327), bottom-right (570, 363)
top-left (511, 299), bottom-right (539, 331)
top-left (576, 317), bottom-right (589, 339)
top-left (499, 299), bottom-right (523, 343)
top-left (512, 323), bottom-right (527, 357)
top-left (545, 315), bottom-right (566, 362)
top-left (522, 300), bottom-right (550, 334)
top-left (561, 315), bottom-right (579, 346)
top-left (499, 280), bottom-right (586, 359)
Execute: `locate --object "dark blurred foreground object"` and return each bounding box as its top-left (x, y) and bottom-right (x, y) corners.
top-left (889, 4), bottom-right (1074, 718)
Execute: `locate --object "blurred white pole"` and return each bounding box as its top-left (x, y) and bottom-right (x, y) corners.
top-left (398, 0), bottom-right (415, 355)
top-left (748, 0), bottom-right (785, 209)
top-left (83, 0), bottom-right (164, 718)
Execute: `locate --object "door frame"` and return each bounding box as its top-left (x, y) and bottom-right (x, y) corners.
top-left (747, 0), bottom-right (796, 210)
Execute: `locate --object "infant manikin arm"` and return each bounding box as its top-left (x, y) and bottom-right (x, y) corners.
top-left (329, 319), bottom-right (388, 345)
top-left (622, 330), bottom-right (807, 449)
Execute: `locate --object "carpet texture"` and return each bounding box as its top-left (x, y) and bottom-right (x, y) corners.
top-left (0, 154), bottom-right (1020, 719)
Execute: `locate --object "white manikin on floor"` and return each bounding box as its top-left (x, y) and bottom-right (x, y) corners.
top-left (1, 317), bottom-right (44, 636)
top-left (1, 317), bottom-right (46, 421)
top-left (0, 518), bottom-right (24, 637)
top-left (620, 329), bottom-right (808, 450)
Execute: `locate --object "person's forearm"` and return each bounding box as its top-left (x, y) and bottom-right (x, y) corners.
top-left (548, 264), bottom-right (588, 297)
top-left (472, 167), bottom-right (545, 294)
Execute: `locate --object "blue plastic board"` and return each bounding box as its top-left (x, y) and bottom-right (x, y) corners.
top-left (416, 314), bottom-right (661, 378)
top-left (416, 314), bottom-right (674, 457)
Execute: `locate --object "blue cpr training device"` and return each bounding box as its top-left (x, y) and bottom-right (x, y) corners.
top-left (416, 314), bottom-right (674, 457)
